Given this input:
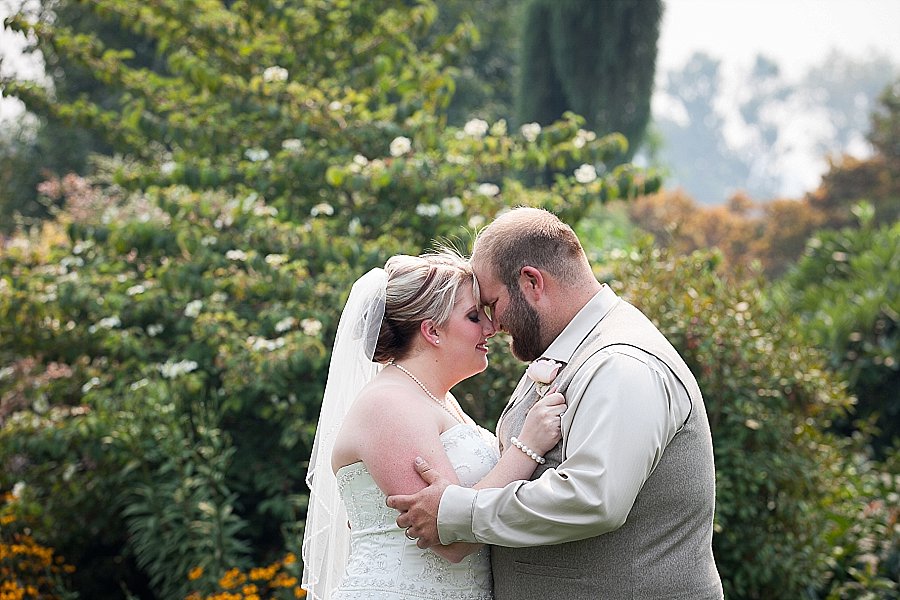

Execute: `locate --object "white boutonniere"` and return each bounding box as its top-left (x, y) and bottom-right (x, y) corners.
top-left (526, 358), bottom-right (562, 397)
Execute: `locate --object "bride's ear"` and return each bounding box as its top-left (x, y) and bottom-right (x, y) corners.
top-left (420, 319), bottom-right (441, 347)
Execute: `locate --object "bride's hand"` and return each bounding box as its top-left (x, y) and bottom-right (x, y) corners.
top-left (518, 391), bottom-right (567, 455)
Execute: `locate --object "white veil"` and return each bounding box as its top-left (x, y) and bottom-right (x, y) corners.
top-left (301, 268), bottom-right (387, 600)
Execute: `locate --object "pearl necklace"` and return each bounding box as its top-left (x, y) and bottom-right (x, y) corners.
top-left (390, 362), bottom-right (466, 424)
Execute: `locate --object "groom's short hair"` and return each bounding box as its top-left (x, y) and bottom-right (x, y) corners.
top-left (472, 207), bottom-right (587, 289)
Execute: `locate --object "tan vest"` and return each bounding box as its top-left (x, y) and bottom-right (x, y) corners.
top-left (492, 299), bottom-right (723, 599)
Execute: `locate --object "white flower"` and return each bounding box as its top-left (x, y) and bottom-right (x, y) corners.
top-left (253, 204), bottom-right (278, 217)
top-left (244, 148), bottom-right (270, 162)
top-left (440, 196), bottom-right (464, 217)
top-left (300, 318), bottom-right (323, 337)
top-left (490, 119), bottom-right (508, 137)
top-left (520, 122), bottom-right (541, 142)
top-left (464, 118), bottom-right (489, 138)
top-left (126, 284), bottom-right (146, 296)
top-left (158, 359), bottom-right (199, 379)
top-left (573, 128), bottom-right (596, 148)
top-left (265, 253), bottom-right (287, 266)
top-left (147, 324), bottom-right (164, 337)
top-left (476, 183), bottom-right (500, 197)
top-left (263, 66), bottom-right (288, 82)
top-left (310, 202), bottom-right (334, 217)
top-left (328, 100), bottom-right (343, 111)
top-left (275, 316), bottom-right (296, 333)
top-left (389, 136), bottom-right (412, 157)
top-left (526, 358), bottom-right (563, 397)
top-left (226, 249), bottom-right (248, 261)
top-left (527, 358), bottom-right (562, 384)
top-left (415, 203), bottom-right (440, 217)
top-left (184, 300), bottom-right (203, 318)
top-left (160, 161), bottom-right (177, 175)
top-left (81, 377), bottom-right (101, 394)
top-left (281, 138), bottom-right (304, 153)
top-left (201, 235), bottom-right (217, 246)
top-left (130, 378), bottom-right (149, 391)
top-left (574, 164), bottom-right (598, 184)
top-left (89, 315), bottom-right (121, 333)
top-left (11, 482), bottom-right (25, 499)
top-left (353, 154), bottom-right (369, 167)
top-left (33, 396), bottom-right (49, 414)
top-left (248, 336), bottom-right (286, 352)
top-left (468, 214), bottom-right (485, 229)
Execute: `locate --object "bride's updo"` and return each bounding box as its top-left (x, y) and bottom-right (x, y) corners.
top-left (372, 251), bottom-right (478, 364)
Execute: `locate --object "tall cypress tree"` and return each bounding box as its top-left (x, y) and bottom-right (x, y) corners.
top-left (516, 0), bottom-right (662, 160)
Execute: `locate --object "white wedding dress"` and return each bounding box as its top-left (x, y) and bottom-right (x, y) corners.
top-left (332, 423), bottom-right (499, 599)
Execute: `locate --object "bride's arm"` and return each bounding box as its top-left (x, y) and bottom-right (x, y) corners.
top-left (354, 390), bottom-right (483, 563)
top-left (355, 388), bottom-right (463, 496)
top-left (473, 392), bottom-right (566, 490)
top-left (426, 392), bottom-right (568, 563)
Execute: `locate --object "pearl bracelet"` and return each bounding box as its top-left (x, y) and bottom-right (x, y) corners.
top-left (510, 436), bottom-right (546, 465)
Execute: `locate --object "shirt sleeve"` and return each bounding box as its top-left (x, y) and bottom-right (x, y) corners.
top-left (437, 349), bottom-right (689, 547)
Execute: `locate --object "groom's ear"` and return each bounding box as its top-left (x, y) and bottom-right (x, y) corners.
top-left (519, 266), bottom-right (545, 300)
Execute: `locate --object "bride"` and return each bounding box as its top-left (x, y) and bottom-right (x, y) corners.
top-left (302, 251), bottom-right (566, 599)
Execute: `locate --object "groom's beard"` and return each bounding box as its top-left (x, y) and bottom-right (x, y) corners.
top-left (504, 286), bottom-right (545, 362)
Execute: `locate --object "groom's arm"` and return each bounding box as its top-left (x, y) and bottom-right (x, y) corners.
top-left (439, 351), bottom-right (688, 547)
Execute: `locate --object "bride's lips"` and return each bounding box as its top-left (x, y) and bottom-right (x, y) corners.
top-left (476, 342), bottom-right (489, 353)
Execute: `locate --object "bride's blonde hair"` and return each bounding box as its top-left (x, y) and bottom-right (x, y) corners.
top-left (372, 250), bottom-right (478, 363)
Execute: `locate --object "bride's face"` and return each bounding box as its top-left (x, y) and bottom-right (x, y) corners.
top-left (437, 287), bottom-right (496, 378)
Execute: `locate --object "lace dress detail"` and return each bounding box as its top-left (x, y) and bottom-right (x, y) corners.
top-left (333, 424), bottom-right (499, 599)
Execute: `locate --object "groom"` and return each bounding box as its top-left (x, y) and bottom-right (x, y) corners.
top-left (388, 207), bottom-right (723, 599)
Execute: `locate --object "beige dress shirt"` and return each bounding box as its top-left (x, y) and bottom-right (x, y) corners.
top-left (438, 285), bottom-right (693, 546)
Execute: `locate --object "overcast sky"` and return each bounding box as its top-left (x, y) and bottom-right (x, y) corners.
top-left (658, 0), bottom-right (900, 77)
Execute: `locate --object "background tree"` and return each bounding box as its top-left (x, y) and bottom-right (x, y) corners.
top-left (653, 52), bottom-right (897, 204)
top-left (0, 1), bottom-right (654, 597)
top-left (653, 52), bottom-right (752, 204)
top-left (775, 214), bottom-right (900, 458)
top-left (516, 0), bottom-right (662, 160)
top-left (427, 0), bottom-right (526, 125)
top-left (808, 79), bottom-right (900, 228)
top-left (0, 0), bottom-right (162, 231)
top-left (603, 244), bottom-right (896, 599)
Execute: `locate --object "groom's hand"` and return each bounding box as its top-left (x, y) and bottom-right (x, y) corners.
top-left (386, 457), bottom-right (449, 549)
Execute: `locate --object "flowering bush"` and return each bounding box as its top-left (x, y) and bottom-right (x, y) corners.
top-left (185, 554), bottom-right (306, 600)
top-left (0, 1), bottom-right (658, 598)
top-left (0, 491), bottom-right (78, 600)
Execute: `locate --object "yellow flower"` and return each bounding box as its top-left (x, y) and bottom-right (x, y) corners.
top-left (293, 586), bottom-right (307, 598)
top-left (283, 553), bottom-right (297, 565)
top-left (248, 565), bottom-right (276, 581)
top-left (188, 566), bottom-right (204, 581)
top-left (241, 584), bottom-right (258, 595)
top-left (273, 573), bottom-right (298, 587)
top-left (218, 567), bottom-right (246, 589)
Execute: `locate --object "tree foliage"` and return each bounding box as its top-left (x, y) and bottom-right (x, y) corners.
top-left (0, 1), bottom-right (656, 597)
top-left (809, 79), bottom-right (900, 228)
top-left (775, 216), bottom-right (900, 457)
top-left (516, 0), bottom-right (661, 160)
top-left (605, 244), bottom-right (897, 599)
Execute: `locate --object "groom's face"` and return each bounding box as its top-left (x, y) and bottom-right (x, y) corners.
top-left (473, 261), bottom-right (546, 362)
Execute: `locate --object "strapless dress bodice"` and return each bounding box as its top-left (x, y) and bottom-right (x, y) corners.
top-left (333, 423), bottom-right (499, 599)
